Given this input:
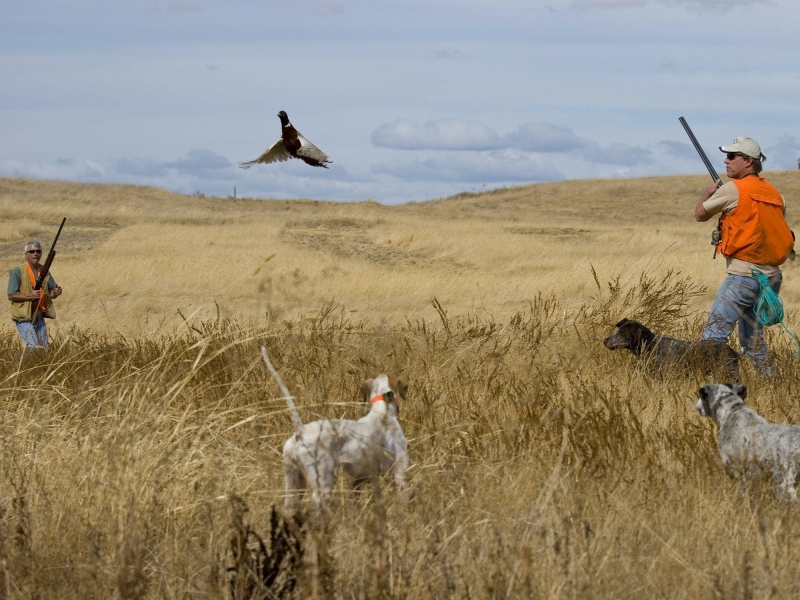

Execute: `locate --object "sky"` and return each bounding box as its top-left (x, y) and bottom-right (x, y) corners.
top-left (2, 0), bottom-right (799, 204)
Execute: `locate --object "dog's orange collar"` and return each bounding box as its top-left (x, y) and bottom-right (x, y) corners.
top-left (371, 394), bottom-right (397, 405)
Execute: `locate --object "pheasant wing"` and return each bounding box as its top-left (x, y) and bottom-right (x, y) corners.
top-left (295, 134), bottom-right (332, 168)
top-left (238, 138), bottom-right (292, 169)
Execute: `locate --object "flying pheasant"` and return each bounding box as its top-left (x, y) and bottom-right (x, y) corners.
top-left (239, 111), bottom-right (332, 169)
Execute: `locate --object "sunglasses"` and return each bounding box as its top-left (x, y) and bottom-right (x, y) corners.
top-left (26, 249), bottom-right (42, 254)
top-left (726, 153), bottom-right (747, 161)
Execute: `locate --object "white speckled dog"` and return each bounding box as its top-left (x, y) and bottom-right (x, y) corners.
top-left (696, 383), bottom-right (800, 501)
top-left (261, 349), bottom-right (408, 512)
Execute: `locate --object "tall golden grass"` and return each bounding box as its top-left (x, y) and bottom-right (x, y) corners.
top-left (2, 172), bottom-right (798, 334)
top-left (0, 173), bottom-right (799, 598)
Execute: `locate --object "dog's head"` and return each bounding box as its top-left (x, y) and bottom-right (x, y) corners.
top-left (696, 383), bottom-right (747, 422)
top-left (603, 318), bottom-right (653, 355)
top-left (360, 374), bottom-right (407, 414)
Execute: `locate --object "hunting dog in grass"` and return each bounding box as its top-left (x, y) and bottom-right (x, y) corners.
top-left (261, 349), bottom-right (408, 512)
top-left (697, 383), bottom-right (800, 501)
top-left (603, 318), bottom-right (740, 379)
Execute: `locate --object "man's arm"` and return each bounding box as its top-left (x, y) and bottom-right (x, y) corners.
top-left (8, 291), bottom-right (40, 302)
top-left (695, 181), bottom-right (723, 222)
top-left (6, 268), bottom-right (38, 303)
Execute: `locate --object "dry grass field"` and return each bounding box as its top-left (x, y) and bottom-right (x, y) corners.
top-left (1, 173), bottom-right (800, 598)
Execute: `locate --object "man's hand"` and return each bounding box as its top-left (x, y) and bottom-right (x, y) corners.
top-left (7, 290), bottom-right (44, 303)
top-left (51, 285), bottom-right (62, 299)
top-left (703, 180), bottom-right (723, 198)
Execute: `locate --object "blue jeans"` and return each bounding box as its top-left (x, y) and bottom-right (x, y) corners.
top-left (701, 273), bottom-right (782, 375)
top-left (14, 319), bottom-right (49, 351)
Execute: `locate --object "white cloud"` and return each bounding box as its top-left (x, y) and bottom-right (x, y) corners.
top-left (656, 140), bottom-right (696, 161)
top-left (765, 134), bottom-right (800, 170)
top-left (373, 119), bottom-right (589, 153)
top-left (372, 119), bottom-right (502, 151)
top-left (580, 141), bottom-right (653, 166)
top-left (162, 149), bottom-right (235, 179)
top-left (114, 150), bottom-right (236, 181)
top-left (371, 150), bottom-right (563, 183)
top-left (371, 119), bottom-right (652, 166)
top-left (164, 149), bottom-right (232, 170)
top-left (0, 158), bottom-right (106, 182)
top-left (115, 157), bottom-right (169, 177)
top-left (506, 123), bottom-right (586, 153)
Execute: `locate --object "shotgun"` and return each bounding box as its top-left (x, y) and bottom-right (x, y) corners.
top-left (31, 218), bottom-right (66, 322)
top-left (679, 117), bottom-right (722, 259)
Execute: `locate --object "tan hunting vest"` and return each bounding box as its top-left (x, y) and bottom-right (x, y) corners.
top-left (10, 263), bottom-right (57, 322)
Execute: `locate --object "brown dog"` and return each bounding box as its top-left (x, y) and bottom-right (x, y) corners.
top-left (604, 318), bottom-right (740, 379)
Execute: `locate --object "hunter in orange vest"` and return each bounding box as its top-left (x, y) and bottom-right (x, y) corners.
top-left (694, 136), bottom-right (793, 376)
top-left (7, 240), bottom-right (63, 351)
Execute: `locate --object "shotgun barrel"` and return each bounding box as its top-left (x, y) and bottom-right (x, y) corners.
top-left (31, 217), bottom-right (66, 321)
top-left (679, 117), bottom-right (721, 183)
top-left (679, 117), bottom-right (722, 259)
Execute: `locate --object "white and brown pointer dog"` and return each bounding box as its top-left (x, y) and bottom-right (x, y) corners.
top-left (240, 111), bottom-right (332, 169)
top-left (697, 383), bottom-right (800, 501)
top-left (261, 348), bottom-right (408, 512)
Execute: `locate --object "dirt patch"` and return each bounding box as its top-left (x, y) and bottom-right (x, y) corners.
top-left (283, 228), bottom-right (417, 266)
top-left (284, 218), bottom-right (370, 231)
top-left (505, 226), bottom-right (592, 238)
top-left (280, 219), bottom-right (466, 268)
top-left (0, 221), bottom-right (121, 262)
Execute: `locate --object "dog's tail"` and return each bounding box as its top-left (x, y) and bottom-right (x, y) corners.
top-left (261, 347), bottom-right (303, 436)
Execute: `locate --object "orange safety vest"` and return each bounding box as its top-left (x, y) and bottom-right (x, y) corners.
top-left (26, 263), bottom-right (47, 316)
top-left (718, 176), bottom-right (794, 266)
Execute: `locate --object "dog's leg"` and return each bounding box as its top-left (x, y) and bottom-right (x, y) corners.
top-left (393, 446), bottom-right (408, 490)
top-left (390, 440), bottom-right (410, 507)
top-left (283, 462), bottom-right (306, 511)
top-left (300, 461), bottom-right (324, 512)
top-left (726, 358), bottom-right (740, 382)
top-left (780, 466), bottom-right (800, 502)
top-left (318, 456), bottom-right (337, 509)
top-left (791, 468), bottom-right (800, 502)
top-left (295, 441), bottom-right (337, 513)
top-left (772, 471), bottom-right (791, 502)
top-left (303, 457), bottom-right (336, 512)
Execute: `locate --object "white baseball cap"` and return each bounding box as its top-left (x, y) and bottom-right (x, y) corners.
top-left (719, 136), bottom-right (766, 162)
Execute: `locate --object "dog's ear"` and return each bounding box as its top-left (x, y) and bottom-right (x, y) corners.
top-left (732, 384), bottom-right (747, 400)
top-left (697, 385), bottom-right (711, 417)
top-left (627, 322), bottom-right (643, 349)
top-left (615, 318), bottom-right (630, 328)
top-left (636, 321), bottom-right (653, 337)
top-left (360, 379), bottom-right (374, 403)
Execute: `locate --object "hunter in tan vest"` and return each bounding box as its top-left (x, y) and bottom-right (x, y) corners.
top-left (7, 240), bottom-right (63, 350)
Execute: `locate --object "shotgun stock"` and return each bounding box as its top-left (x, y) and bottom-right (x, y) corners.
top-left (679, 117), bottom-right (722, 259)
top-left (31, 218), bottom-right (66, 322)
